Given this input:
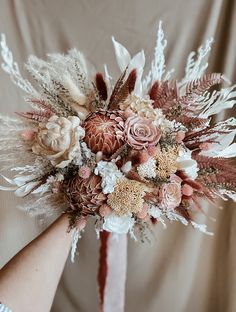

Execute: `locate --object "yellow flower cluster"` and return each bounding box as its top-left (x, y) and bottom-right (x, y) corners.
top-left (155, 146), bottom-right (179, 179)
top-left (107, 178), bottom-right (147, 216)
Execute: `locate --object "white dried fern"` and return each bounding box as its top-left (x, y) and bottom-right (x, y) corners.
top-left (199, 85), bottom-right (236, 117)
top-left (180, 37), bottom-right (213, 86)
top-left (149, 205), bottom-right (213, 235)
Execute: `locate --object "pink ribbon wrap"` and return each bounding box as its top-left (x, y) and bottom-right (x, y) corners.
top-left (98, 231), bottom-right (128, 312)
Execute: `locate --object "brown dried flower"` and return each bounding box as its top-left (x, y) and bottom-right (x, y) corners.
top-left (83, 110), bottom-right (125, 157)
top-left (66, 174), bottom-right (107, 214)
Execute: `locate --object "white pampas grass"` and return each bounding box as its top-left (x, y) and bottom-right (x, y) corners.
top-left (18, 193), bottom-right (66, 217)
top-left (143, 21), bottom-right (168, 93)
top-left (0, 33), bottom-right (38, 96)
top-left (0, 115), bottom-right (36, 170)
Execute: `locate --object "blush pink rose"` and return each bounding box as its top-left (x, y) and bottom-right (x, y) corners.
top-left (159, 182), bottom-right (182, 210)
top-left (124, 116), bottom-right (161, 150)
top-left (170, 174), bottom-right (182, 184)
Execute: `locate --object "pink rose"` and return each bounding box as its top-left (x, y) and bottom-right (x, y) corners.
top-left (159, 182), bottom-right (182, 210)
top-left (125, 116), bottom-right (161, 150)
top-left (170, 174), bottom-right (182, 184)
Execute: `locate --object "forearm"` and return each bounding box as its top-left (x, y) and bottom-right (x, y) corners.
top-left (0, 214), bottom-right (73, 312)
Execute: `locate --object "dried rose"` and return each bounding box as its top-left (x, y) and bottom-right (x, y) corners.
top-left (32, 115), bottom-right (85, 168)
top-left (159, 181), bottom-right (182, 210)
top-left (124, 115), bottom-right (161, 150)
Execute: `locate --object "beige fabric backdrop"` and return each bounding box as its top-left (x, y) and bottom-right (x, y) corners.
top-left (0, 0), bottom-right (236, 311)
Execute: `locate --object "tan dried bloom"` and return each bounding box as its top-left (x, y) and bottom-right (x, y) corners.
top-left (107, 178), bottom-right (147, 216)
top-left (155, 145), bottom-right (179, 179)
top-left (120, 95), bottom-right (156, 119)
top-left (120, 95), bottom-right (174, 133)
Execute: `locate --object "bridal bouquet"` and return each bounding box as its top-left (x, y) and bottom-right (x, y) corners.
top-left (0, 21), bottom-right (235, 311)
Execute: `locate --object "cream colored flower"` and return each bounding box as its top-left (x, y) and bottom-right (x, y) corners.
top-left (32, 115), bottom-right (85, 168)
top-left (121, 95), bottom-right (174, 132)
top-left (103, 213), bottom-right (134, 234)
top-left (137, 157), bottom-right (157, 179)
top-left (155, 145), bottom-right (179, 179)
top-left (120, 95), bottom-right (156, 119)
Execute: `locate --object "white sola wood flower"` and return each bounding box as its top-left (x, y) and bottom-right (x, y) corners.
top-left (103, 213), bottom-right (134, 234)
top-left (32, 115), bottom-right (85, 168)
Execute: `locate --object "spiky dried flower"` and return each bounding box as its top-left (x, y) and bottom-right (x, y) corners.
top-left (83, 110), bottom-right (125, 157)
top-left (66, 173), bottom-right (107, 214)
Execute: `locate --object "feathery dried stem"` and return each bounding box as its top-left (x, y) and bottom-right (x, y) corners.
top-left (95, 73), bottom-right (108, 101)
top-left (108, 68), bottom-right (137, 109)
top-left (16, 110), bottom-right (52, 123)
top-left (150, 80), bottom-right (178, 115)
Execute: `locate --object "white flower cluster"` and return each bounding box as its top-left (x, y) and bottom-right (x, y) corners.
top-left (152, 108), bottom-right (174, 132)
top-left (103, 213), bottom-right (134, 234)
top-left (94, 161), bottom-right (123, 194)
top-left (80, 142), bottom-right (93, 159)
top-left (137, 157), bottom-right (157, 179)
